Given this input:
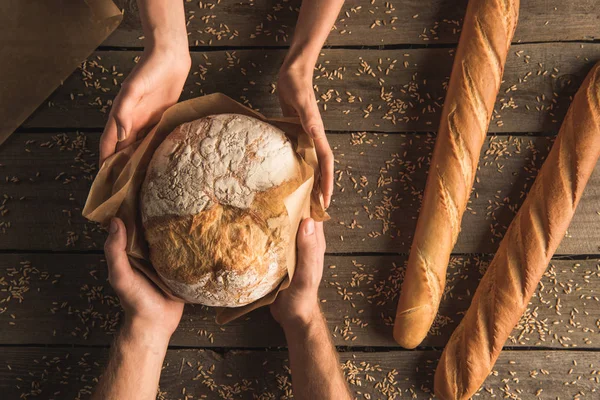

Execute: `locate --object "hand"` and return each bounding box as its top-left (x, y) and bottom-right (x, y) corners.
top-left (104, 218), bottom-right (184, 344)
top-left (99, 47), bottom-right (191, 166)
top-left (277, 65), bottom-right (334, 209)
top-left (271, 218), bottom-right (326, 328)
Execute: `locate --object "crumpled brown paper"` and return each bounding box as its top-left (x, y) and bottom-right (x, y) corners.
top-left (0, 0), bottom-right (123, 146)
top-left (83, 93), bottom-right (328, 324)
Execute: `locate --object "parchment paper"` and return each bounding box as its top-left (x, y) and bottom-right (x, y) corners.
top-left (83, 93), bottom-right (328, 324)
top-left (0, 0), bottom-right (123, 146)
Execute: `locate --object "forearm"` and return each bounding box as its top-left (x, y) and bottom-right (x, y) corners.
top-left (283, 0), bottom-right (345, 71)
top-left (283, 309), bottom-right (352, 400)
top-left (137, 0), bottom-right (189, 52)
top-left (91, 321), bottom-right (169, 400)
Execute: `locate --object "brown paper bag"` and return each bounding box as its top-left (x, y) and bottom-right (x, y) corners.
top-left (83, 93), bottom-right (328, 324)
top-left (0, 0), bottom-right (123, 146)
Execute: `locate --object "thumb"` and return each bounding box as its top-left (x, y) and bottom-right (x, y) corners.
top-left (104, 218), bottom-right (134, 292)
top-left (292, 218), bottom-right (320, 290)
top-left (111, 84), bottom-right (140, 143)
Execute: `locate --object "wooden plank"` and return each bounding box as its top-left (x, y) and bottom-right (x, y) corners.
top-left (1, 253), bottom-right (598, 348)
top-left (327, 133), bottom-right (600, 254)
top-left (1, 347), bottom-right (598, 399)
top-left (105, 0), bottom-right (600, 47)
top-left (1, 132), bottom-right (600, 254)
top-left (20, 43), bottom-right (600, 132)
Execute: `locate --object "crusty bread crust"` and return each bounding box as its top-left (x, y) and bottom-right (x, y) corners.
top-left (393, 0), bottom-right (520, 349)
top-left (435, 63), bottom-right (600, 400)
top-left (140, 114), bottom-right (303, 307)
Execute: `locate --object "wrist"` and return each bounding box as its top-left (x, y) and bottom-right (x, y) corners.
top-left (144, 29), bottom-right (190, 61)
top-left (280, 301), bottom-right (323, 333)
top-left (281, 44), bottom-right (318, 77)
top-left (143, 43), bottom-right (192, 75)
top-left (121, 318), bottom-right (172, 351)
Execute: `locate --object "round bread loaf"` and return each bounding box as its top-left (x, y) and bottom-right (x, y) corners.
top-left (140, 113), bottom-right (303, 307)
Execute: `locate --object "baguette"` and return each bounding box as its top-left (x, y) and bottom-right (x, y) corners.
top-left (393, 0), bottom-right (519, 349)
top-left (434, 62), bottom-right (600, 400)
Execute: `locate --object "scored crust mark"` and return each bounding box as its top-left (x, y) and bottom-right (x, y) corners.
top-left (523, 202), bottom-right (550, 296)
top-left (580, 67), bottom-right (600, 197)
top-left (474, 16), bottom-right (503, 85)
top-left (511, 214), bottom-right (531, 302)
top-left (448, 108), bottom-right (474, 203)
top-left (494, 0), bottom-right (518, 48)
top-left (462, 61), bottom-right (489, 137)
top-left (418, 246), bottom-right (441, 312)
top-left (588, 68), bottom-right (600, 136)
top-left (589, 66), bottom-right (600, 115)
top-left (441, 322), bottom-right (461, 399)
top-left (437, 168), bottom-right (460, 244)
top-left (141, 114), bottom-right (303, 307)
top-left (528, 182), bottom-right (551, 253)
top-left (556, 127), bottom-right (578, 209)
top-left (503, 0), bottom-right (519, 41)
top-left (498, 0), bottom-right (511, 16)
top-left (486, 256), bottom-right (499, 355)
top-left (476, 291), bottom-right (494, 382)
top-left (401, 167), bottom-right (456, 326)
top-left (396, 246), bottom-right (441, 318)
top-left (497, 0), bottom-right (510, 38)
top-left (453, 322), bottom-right (467, 399)
top-left (454, 333), bottom-right (463, 400)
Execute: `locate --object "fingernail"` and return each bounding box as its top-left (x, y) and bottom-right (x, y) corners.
top-left (319, 192), bottom-right (326, 209)
top-left (304, 218), bottom-right (315, 235)
top-left (117, 126), bottom-right (127, 142)
top-left (109, 218), bottom-right (118, 234)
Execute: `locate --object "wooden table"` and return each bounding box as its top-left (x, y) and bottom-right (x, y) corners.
top-left (1, 1), bottom-right (599, 398)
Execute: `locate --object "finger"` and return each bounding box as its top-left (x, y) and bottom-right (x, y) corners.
top-left (116, 101), bottom-right (166, 153)
top-left (297, 101), bottom-right (334, 208)
top-left (297, 218), bottom-right (318, 261)
top-left (114, 126), bottom-right (139, 154)
top-left (314, 221), bottom-right (326, 278)
top-left (99, 83), bottom-right (141, 167)
top-left (99, 117), bottom-right (118, 167)
top-left (317, 142), bottom-right (334, 209)
top-left (279, 99), bottom-right (297, 118)
top-left (104, 218), bottom-right (134, 293)
top-left (314, 221), bottom-right (326, 255)
top-left (313, 221), bottom-right (326, 276)
top-left (293, 218), bottom-right (320, 288)
top-left (297, 98), bottom-right (325, 145)
top-left (111, 83), bottom-right (141, 145)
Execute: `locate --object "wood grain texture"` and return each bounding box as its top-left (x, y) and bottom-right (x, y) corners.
top-left (3, 1), bottom-right (599, 396)
top-left (1, 132), bottom-right (599, 254)
top-left (104, 0), bottom-right (600, 47)
top-left (20, 44), bottom-right (600, 133)
top-left (1, 253), bottom-right (598, 349)
top-left (1, 346), bottom-right (598, 399)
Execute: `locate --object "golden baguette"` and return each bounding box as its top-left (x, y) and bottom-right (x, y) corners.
top-left (393, 0), bottom-right (519, 349)
top-left (434, 62), bottom-right (600, 400)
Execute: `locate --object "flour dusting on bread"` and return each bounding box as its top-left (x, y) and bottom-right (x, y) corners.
top-left (141, 114), bottom-right (302, 307)
top-left (142, 114), bottom-right (299, 220)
